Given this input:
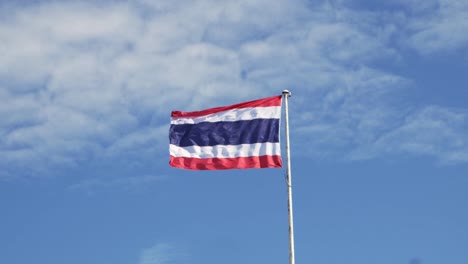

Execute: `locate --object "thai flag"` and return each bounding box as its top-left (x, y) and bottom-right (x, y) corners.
top-left (169, 95), bottom-right (283, 170)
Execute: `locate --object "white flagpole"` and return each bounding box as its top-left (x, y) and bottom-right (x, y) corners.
top-left (282, 90), bottom-right (295, 264)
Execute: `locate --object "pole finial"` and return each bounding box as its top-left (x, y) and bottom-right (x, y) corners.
top-left (282, 90), bottom-right (291, 97)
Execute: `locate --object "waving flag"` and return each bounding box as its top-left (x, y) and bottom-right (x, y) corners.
top-left (169, 95), bottom-right (283, 170)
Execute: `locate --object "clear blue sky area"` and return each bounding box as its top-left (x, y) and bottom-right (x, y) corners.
top-left (1, 1), bottom-right (467, 264)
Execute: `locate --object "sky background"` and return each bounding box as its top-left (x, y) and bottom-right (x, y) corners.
top-left (1, 0), bottom-right (468, 263)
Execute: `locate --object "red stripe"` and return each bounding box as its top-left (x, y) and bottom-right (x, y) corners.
top-left (169, 155), bottom-right (283, 170)
top-left (171, 95), bottom-right (282, 118)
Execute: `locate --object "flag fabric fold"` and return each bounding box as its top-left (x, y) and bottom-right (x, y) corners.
top-left (169, 95), bottom-right (283, 170)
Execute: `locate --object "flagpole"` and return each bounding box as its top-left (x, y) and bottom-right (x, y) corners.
top-left (282, 90), bottom-right (295, 264)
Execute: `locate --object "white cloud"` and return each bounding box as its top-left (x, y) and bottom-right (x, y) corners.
top-left (403, 0), bottom-right (468, 54)
top-left (139, 243), bottom-right (178, 264)
top-left (292, 66), bottom-right (409, 159)
top-left (372, 106), bottom-right (468, 163)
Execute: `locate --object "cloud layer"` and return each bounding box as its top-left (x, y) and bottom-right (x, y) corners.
top-left (1, 0), bottom-right (467, 178)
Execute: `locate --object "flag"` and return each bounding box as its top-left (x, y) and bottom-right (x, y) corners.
top-left (169, 95), bottom-right (283, 170)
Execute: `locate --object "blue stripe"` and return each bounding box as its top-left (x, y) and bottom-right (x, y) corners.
top-left (169, 119), bottom-right (280, 147)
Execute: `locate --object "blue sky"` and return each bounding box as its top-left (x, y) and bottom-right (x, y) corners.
top-left (1, 0), bottom-right (467, 263)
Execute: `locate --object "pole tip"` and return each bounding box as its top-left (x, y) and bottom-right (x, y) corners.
top-left (282, 90), bottom-right (291, 97)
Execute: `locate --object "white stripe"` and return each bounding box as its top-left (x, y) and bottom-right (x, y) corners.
top-left (171, 106), bottom-right (281, 125)
top-left (170, 142), bottom-right (281, 158)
